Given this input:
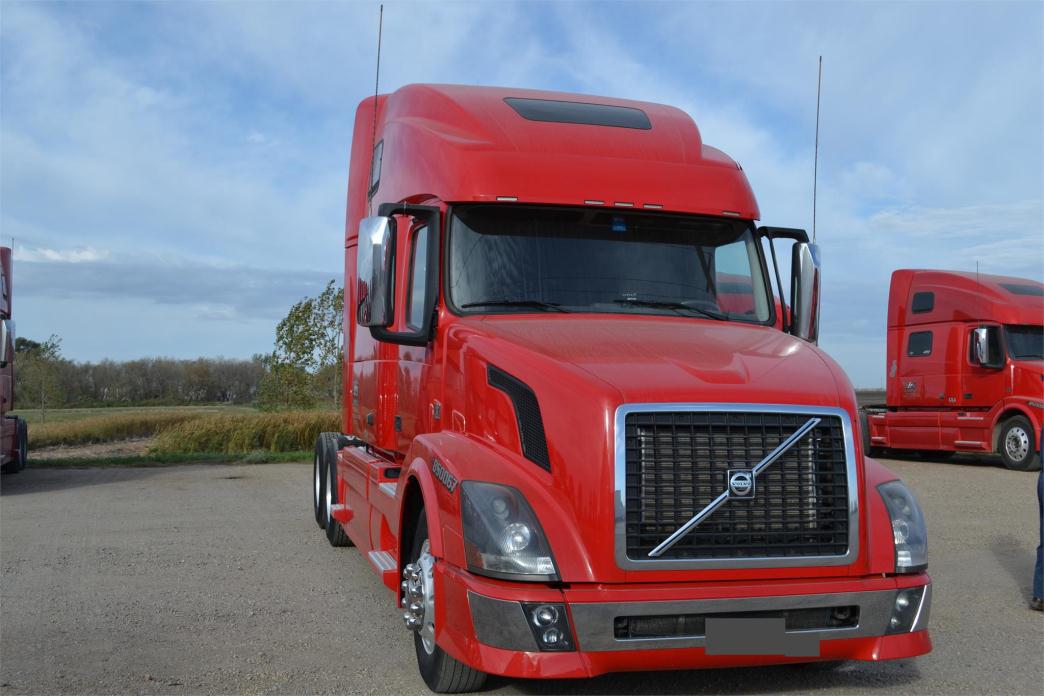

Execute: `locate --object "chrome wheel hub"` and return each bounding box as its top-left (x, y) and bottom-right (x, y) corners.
top-left (402, 540), bottom-right (436, 655)
top-left (1005, 427), bottom-right (1030, 462)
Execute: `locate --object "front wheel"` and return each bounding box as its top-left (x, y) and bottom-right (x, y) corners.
top-left (405, 513), bottom-right (486, 693)
top-left (998, 416), bottom-right (1040, 471)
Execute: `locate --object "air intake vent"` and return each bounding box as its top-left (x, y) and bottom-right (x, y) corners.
top-left (487, 365), bottom-right (551, 471)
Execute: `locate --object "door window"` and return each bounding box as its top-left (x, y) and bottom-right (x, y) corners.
top-left (406, 226), bottom-right (430, 330)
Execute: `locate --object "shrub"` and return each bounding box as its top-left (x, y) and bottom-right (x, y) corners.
top-left (150, 411), bottom-right (339, 454)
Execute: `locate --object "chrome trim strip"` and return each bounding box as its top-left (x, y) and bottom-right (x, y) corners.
top-left (367, 550), bottom-right (396, 573)
top-left (378, 481), bottom-right (398, 497)
top-left (911, 583), bottom-right (932, 632)
top-left (614, 403), bottom-right (860, 570)
top-left (648, 491), bottom-right (730, 557)
top-left (571, 588), bottom-right (901, 652)
top-left (467, 591), bottom-right (537, 651)
top-left (953, 440), bottom-right (983, 447)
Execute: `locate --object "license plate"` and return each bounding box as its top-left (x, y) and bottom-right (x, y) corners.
top-left (704, 617), bottom-right (820, 657)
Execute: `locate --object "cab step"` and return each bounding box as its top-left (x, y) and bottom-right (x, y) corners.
top-left (368, 550), bottom-right (399, 591)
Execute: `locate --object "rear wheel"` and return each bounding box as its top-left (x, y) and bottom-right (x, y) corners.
top-left (998, 416), bottom-right (1040, 471)
top-left (405, 513), bottom-right (486, 693)
top-left (324, 449), bottom-right (351, 547)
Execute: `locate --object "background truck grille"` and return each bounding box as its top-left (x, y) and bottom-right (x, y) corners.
top-left (624, 411), bottom-right (850, 560)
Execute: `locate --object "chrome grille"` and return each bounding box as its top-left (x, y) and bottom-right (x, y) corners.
top-left (623, 410), bottom-right (850, 561)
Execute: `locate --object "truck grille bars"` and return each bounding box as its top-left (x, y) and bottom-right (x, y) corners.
top-left (614, 405), bottom-right (858, 569)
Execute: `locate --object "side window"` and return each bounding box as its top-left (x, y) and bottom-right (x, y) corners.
top-left (907, 331), bottom-right (933, 357)
top-left (368, 140), bottom-right (383, 198)
top-left (406, 226), bottom-right (429, 330)
top-left (911, 291), bottom-right (934, 313)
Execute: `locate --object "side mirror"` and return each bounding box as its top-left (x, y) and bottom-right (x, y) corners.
top-left (0, 320), bottom-right (14, 366)
top-left (789, 242), bottom-right (821, 343)
top-left (972, 327), bottom-right (990, 366)
top-left (971, 326), bottom-right (1003, 368)
top-left (356, 216), bottom-right (396, 328)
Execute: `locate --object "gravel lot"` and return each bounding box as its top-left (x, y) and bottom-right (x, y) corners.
top-left (2, 458), bottom-right (1041, 695)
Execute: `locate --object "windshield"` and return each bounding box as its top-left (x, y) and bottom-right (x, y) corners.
top-left (448, 205), bottom-right (772, 323)
top-left (1005, 325), bottom-right (1044, 360)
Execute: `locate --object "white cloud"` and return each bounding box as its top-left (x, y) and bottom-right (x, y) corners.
top-left (17, 246), bottom-right (110, 263)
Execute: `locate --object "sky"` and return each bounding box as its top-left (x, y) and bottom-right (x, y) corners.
top-left (1, 1), bottom-right (1041, 387)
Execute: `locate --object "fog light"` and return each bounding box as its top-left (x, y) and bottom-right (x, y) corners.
top-left (532, 604), bottom-right (558, 627)
top-left (522, 602), bottom-right (575, 652)
top-left (887, 587), bottom-right (925, 634)
top-left (542, 628), bottom-right (564, 646)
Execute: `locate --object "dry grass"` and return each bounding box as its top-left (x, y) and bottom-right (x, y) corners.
top-left (151, 411), bottom-right (339, 454)
top-left (29, 411), bottom-right (207, 448)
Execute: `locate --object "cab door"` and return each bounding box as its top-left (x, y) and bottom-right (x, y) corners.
top-left (961, 323), bottom-right (1006, 408)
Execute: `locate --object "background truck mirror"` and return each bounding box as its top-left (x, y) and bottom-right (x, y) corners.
top-left (356, 216), bottom-right (396, 328)
top-left (0, 319), bottom-right (13, 366)
top-left (789, 242), bottom-right (821, 344)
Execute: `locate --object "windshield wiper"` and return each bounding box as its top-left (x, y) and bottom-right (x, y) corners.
top-left (460, 299), bottom-right (569, 313)
top-left (612, 297), bottom-right (727, 321)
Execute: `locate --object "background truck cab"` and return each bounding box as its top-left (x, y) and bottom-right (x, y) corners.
top-left (864, 269), bottom-right (1044, 470)
top-left (312, 84), bottom-right (932, 692)
top-left (0, 246), bottom-right (28, 475)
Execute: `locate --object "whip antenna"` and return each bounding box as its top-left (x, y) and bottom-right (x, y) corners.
top-left (812, 56), bottom-right (822, 244)
top-left (368, 4), bottom-right (384, 216)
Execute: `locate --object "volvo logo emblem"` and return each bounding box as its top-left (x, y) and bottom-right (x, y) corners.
top-left (728, 470), bottom-right (755, 498)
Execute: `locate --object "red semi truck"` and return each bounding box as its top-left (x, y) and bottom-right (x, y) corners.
top-left (863, 269), bottom-right (1044, 470)
top-left (1, 246), bottom-right (28, 474)
top-left (313, 84), bottom-right (932, 691)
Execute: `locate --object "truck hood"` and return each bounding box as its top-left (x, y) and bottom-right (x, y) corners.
top-left (467, 314), bottom-right (842, 406)
top-left (447, 314), bottom-right (863, 583)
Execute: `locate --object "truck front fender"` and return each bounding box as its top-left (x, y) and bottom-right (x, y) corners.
top-left (400, 431), bottom-right (596, 581)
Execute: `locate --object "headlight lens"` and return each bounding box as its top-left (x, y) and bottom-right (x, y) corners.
top-left (461, 481), bottom-right (558, 581)
top-left (878, 480), bottom-right (928, 573)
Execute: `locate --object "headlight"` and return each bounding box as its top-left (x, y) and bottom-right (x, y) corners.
top-left (461, 481), bottom-right (558, 581)
top-left (878, 480), bottom-right (928, 573)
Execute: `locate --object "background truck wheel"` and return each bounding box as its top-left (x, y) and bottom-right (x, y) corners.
top-left (313, 435), bottom-right (332, 529)
top-left (408, 513), bottom-right (486, 693)
top-left (1, 418), bottom-right (27, 474)
top-left (16, 418), bottom-right (27, 472)
top-left (998, 416), bottom-right (1040, 471)
top-left (324, 445), bottom-right (352, 547)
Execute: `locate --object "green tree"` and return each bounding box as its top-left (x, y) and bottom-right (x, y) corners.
top-left (256, 280), bottom-right (343, 410)
top-left (15, 334), bottom-right (66, 420)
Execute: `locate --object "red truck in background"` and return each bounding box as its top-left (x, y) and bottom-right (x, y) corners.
top-left (1, 246), bottom-right (28, 474)
top-left (863, 269), bottom-right (1044, 471)
top-left (312, 84), bottom-right (932, 692)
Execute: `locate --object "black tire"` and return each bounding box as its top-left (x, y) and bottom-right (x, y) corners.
top-left (1, 418), bottom-right (26, 475)
top-left (998, 416), bottom-right (1040, 471)
top-left (313, 435), bottom-right (329, 529)
top-left (410, 513), bottom-right (487, 693)
top-left (16, 419), bottom-right (27, 472)
top-left (325, 444), bottom-right (352, 547)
